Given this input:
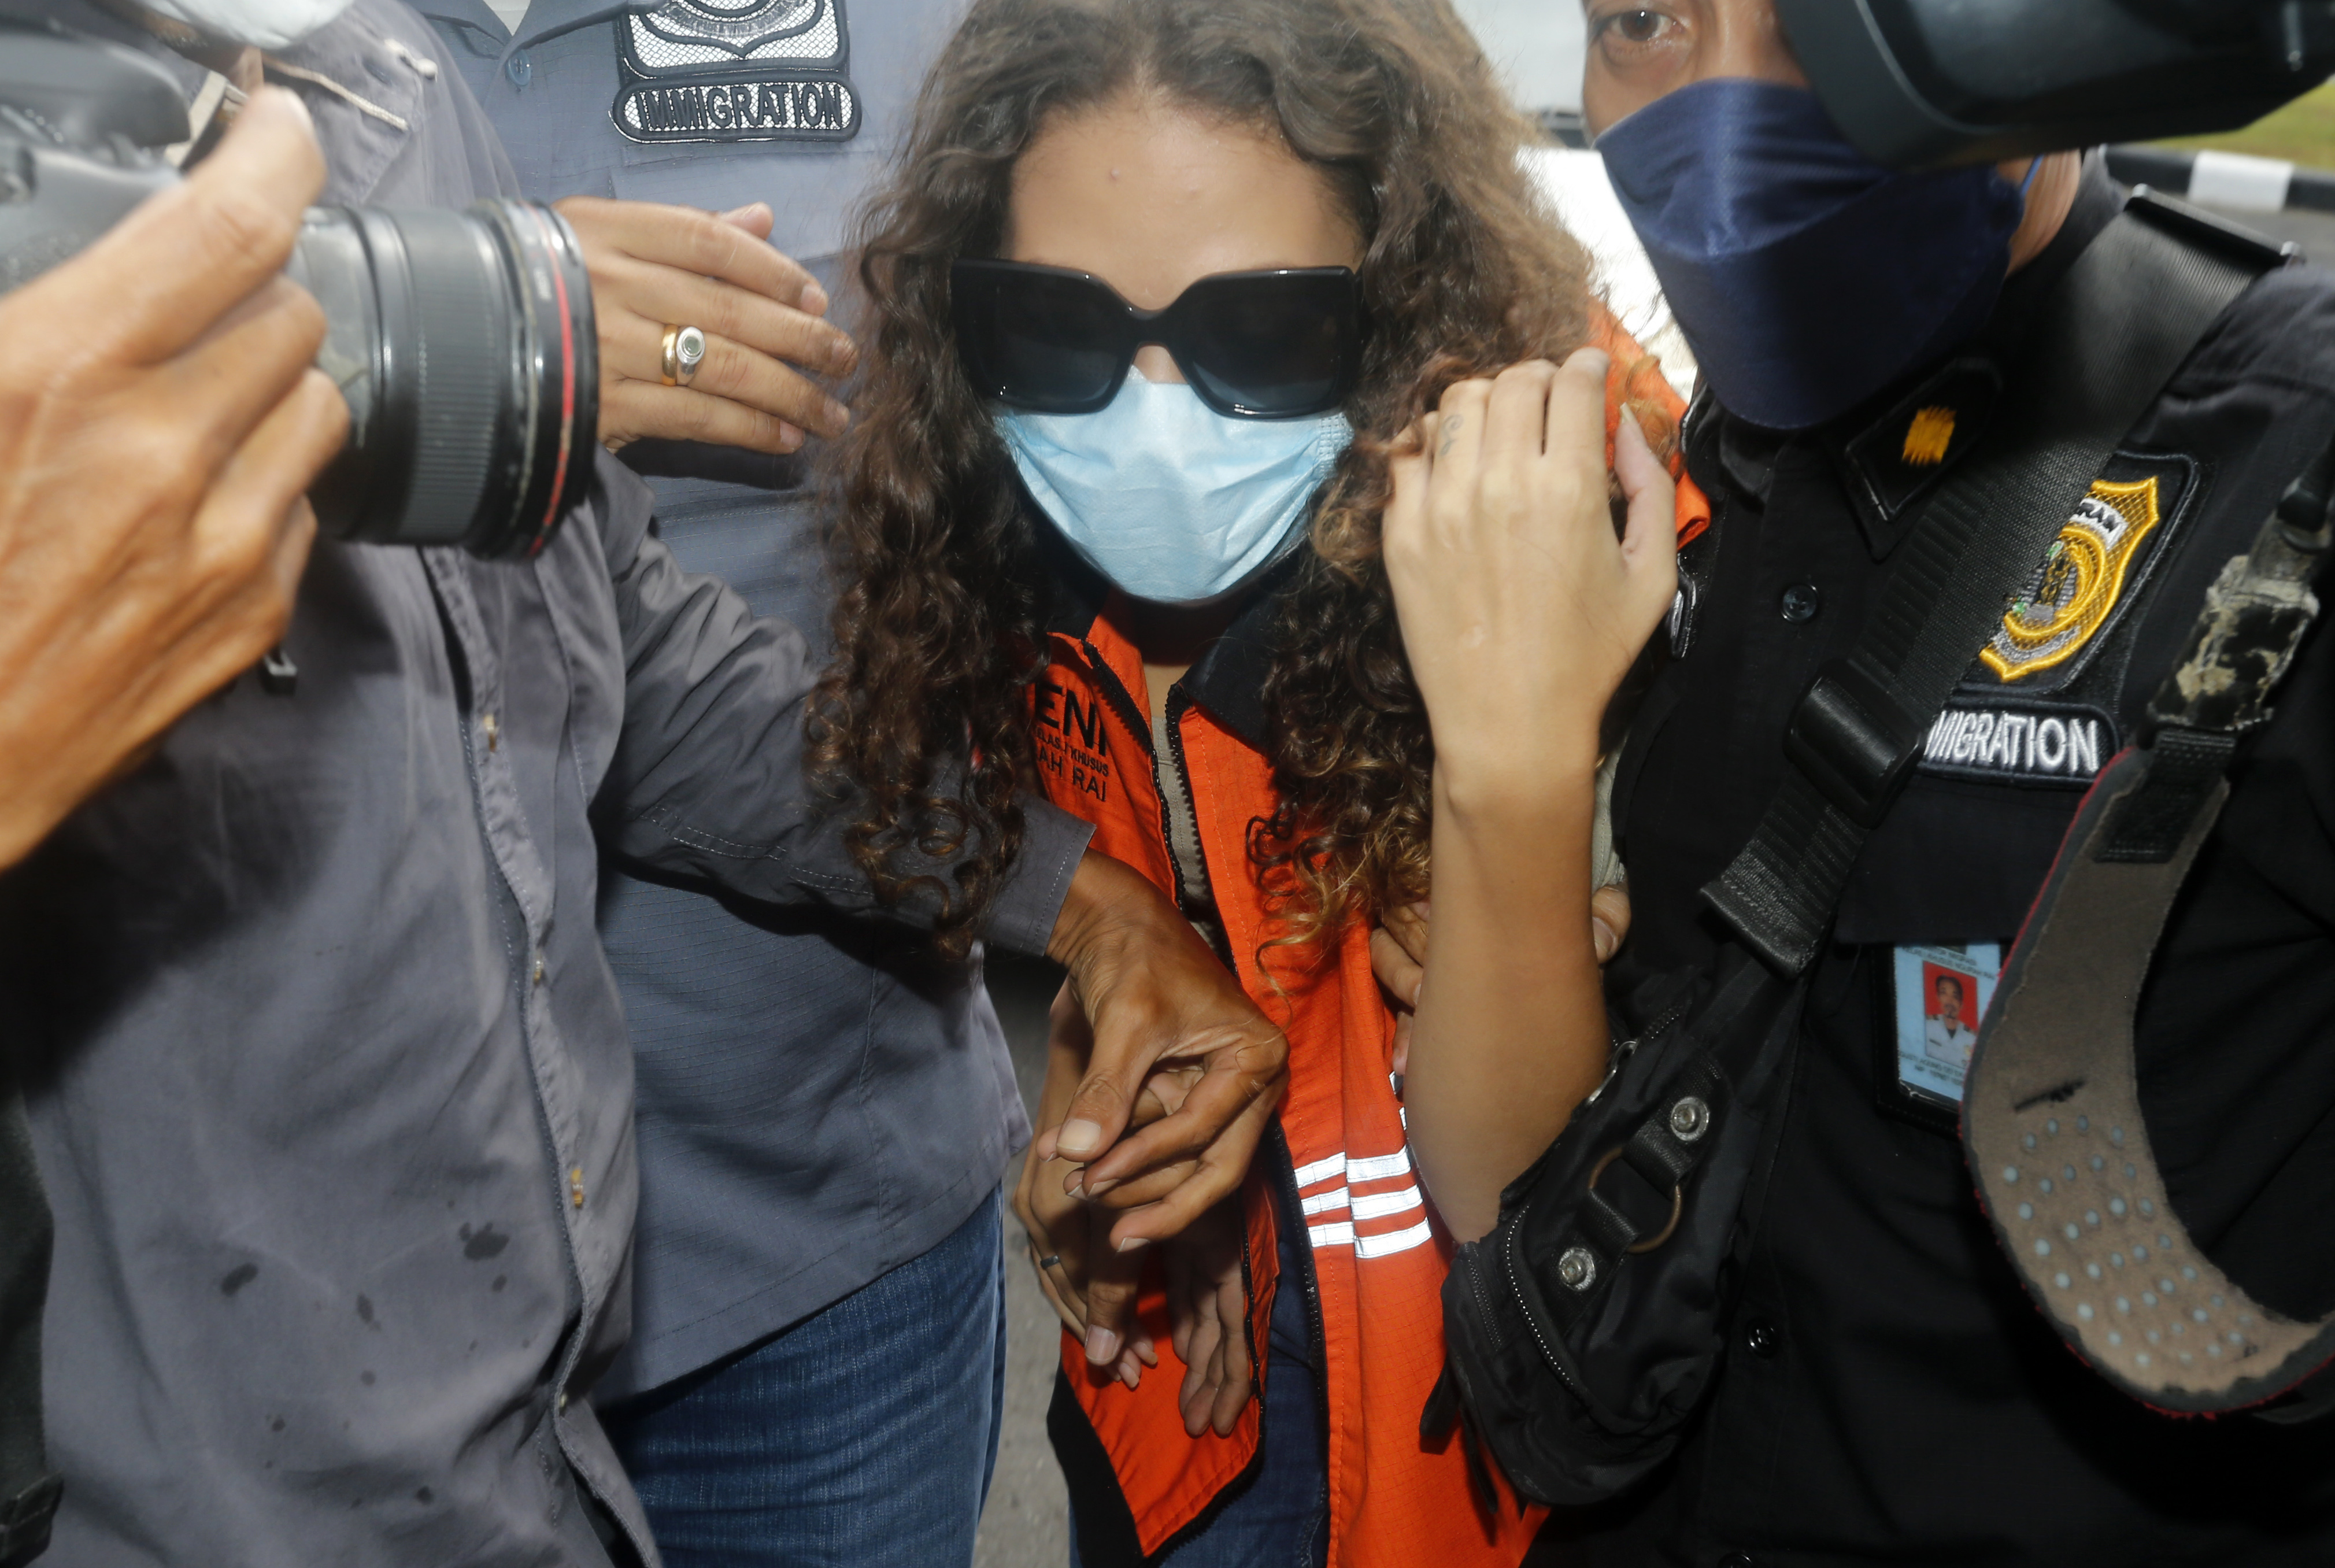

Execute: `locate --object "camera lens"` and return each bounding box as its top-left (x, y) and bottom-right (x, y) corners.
top-left (290, 199), bottom-right (598, 560)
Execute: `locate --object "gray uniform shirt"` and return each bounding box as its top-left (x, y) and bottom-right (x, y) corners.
top-left (418, 0), bottom-right (1010, 1400)
top-left (0, 3), bottom-right (1086, 1562)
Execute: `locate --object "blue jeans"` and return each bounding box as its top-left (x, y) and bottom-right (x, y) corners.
top-left (603, 1186), bottom-right (1008, 1568)
top-left (1070, 1185), bottom-right (1330, 1568)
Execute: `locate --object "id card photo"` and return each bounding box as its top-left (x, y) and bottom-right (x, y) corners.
top-left (1889, 941), bottom-right (2001, 1110)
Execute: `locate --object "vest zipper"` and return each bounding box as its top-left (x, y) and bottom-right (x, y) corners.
top-left (1154, 686), bottom-right (1200, 916)
top-left (1070, 637), bottom-right (1201, 921)
top-left (1267, 1124), bottom-right (1333, 1455)
top-left (1156, 687), bottom-right (1241, 970)
top-left (1074, 638), bottom-right (1155, 757)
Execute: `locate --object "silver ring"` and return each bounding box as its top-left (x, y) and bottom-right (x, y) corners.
top-left (1037, 1254), bottom-right (1062, 1271)
top-left (660, 324), bottom-right (706, 387)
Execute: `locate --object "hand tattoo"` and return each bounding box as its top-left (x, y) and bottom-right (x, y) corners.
top-left (1438, 415), bottom-right (1463, 457)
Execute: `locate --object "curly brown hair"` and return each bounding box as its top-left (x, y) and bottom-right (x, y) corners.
top-left (809, 0), bottom-right (1631, 957)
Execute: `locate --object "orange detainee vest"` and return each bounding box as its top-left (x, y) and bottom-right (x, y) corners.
top-left (1029, 332), bottom-right (1706, 1567)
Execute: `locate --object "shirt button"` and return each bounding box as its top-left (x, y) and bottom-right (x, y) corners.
top-left (556, 1392), bottom-right (568, 1413)
top-left (1745, 1319), bottom-right (1783, 1359)
top-left (1778, 583), bottom-right (1822, 623)
top-left (505, 50), bottom-right (531, 86)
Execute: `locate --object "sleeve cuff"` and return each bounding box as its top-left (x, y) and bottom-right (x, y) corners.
top-left (984, 797), bottom-right (1093, 957)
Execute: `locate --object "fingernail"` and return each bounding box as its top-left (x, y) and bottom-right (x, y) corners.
top-left (1083, 1175), bottom-right (1117, 1197)
top-left (1085, 1326), bottom-right (1120, 1364)
top-left (1058, 1119), bottom-right (1102, 1157)
top-left (801, 280), bottom-right (829, 315)
top-left (1593, 918), bottom-right (1618, 963)
top-left (777, 422), bottom-right (804, 454)
top-left (1409, 977), bottom-right (1423, 1007)
top-left (1115, 1235), bottom-right (1149, 1253)
top-left (282, 90), bottom-right (317, 131)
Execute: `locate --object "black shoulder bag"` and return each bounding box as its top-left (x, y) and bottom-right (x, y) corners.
top-left (1429, 193), bottom-right (2283, 1508)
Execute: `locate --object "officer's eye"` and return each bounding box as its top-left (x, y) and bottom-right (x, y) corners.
top-left (1596, 8), bottom-right (1680, 49)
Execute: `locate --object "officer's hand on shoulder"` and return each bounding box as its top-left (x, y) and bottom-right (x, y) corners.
top-left (558, 197), bottom-right (860, 456)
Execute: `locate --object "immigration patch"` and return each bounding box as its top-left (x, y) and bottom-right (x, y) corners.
top-left (1917, 699), bottom-right (2116, 787)
top-left (612, 0), bottom-right (860, 144)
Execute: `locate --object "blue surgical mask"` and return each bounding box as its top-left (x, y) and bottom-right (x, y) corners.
top-left (1596, 79), bottom-right (2027, 431)
top-left (999, 371), bottom-right (1352, 607)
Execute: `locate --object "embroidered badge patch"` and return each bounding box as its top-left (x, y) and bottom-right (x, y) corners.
top-left (1981, 476), bottom-right (2164, 682)
top-left (1956, 450), bottom-right (2197, 700)
top-left (612, 0), bottom-right (860, 144)
top-left (1918, 697), bottom-right (2116, 786)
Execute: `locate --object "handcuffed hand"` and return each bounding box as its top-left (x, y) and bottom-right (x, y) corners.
top-left (1013, 979), bottom-right (1157, 1383)
top-left (1014, 1032), bottom-right (1254, 1438)
top-left (1164, 1201), bottom-right (1253, 1437)
top-left (556, 197), bottom-right (858, 456)
top-left (1041, 852), bottom-right (1287, 1255)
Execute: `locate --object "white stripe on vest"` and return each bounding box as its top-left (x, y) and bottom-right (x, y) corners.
top-left (1296, 1145), bottom-right (1434, 1259)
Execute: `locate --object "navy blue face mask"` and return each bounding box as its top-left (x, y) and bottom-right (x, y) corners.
top-left (1596, 78), bottom-right (2028, 431)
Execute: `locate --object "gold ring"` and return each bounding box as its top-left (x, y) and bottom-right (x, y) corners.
top-left (660, 324), bottom-right (706, 387)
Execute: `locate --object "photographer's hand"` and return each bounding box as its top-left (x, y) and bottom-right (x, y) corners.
top-left (557, 197), bottom-right (858, 456)
top-left (0, 87), bottom-right (345, 870)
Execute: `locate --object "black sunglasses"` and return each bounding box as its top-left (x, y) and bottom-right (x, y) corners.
top-left (950, 259), bottom-right (1361, 420)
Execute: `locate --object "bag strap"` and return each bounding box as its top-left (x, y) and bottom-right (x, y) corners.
top-left (1704, 194), bottom-right (2284, 977)
top-left (1962, 445), bottom-right (2334, 1416)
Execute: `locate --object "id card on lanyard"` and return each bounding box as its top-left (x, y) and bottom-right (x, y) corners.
top-left (1878, 942), bottom-right (2000, 1130)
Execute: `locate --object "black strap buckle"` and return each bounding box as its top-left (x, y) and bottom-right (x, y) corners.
top-left (1782, 660), bottom-right (1925, 829)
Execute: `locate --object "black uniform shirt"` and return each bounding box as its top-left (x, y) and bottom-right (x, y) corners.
top-left (1592, 161), bottom-right (2335, 1567)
